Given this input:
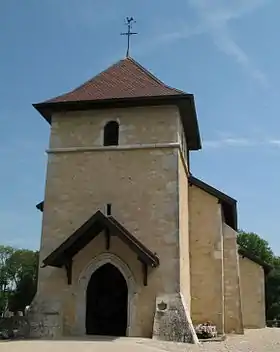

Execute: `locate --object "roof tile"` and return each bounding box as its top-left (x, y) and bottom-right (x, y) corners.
top-left (44, 57), bottom-right (186, 104)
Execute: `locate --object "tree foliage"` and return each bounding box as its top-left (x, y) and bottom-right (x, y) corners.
top-left (0, 246), bottom-right (14, 314)
top-left (0, 245), bottom-right (38, 315)
top-left (237, 230), bottom-right (274, 264)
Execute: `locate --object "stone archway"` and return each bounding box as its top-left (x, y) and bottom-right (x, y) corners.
top-left (86, 263), bottom-right (128, 336)
top-left (75, 253), bottom-right (137, 336)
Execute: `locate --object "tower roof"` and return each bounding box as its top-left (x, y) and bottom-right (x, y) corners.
top-left (34, 57), bottom-right (201, 150)
top-left (45, 57), bottom-right (185, 103)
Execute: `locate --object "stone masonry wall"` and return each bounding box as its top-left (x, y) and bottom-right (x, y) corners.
top-left (239, 256), bottom-right (266, 329)
top-left (49, 105), bottom-right (180, 149)
top-left (223, 223), bottom-right (244, 334)
top-left (189, 185), bottom-right (224, 334)
top-left (33, 105), bottom-right (185, 338)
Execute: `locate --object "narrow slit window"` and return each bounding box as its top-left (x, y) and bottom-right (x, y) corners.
top-left (104, 121), bottom-right (119, 146)
top-left (106, 204), bottom-right (112, 216)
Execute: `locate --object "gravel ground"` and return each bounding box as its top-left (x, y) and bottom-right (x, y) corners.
top-left (1, 328), bottom-right (280, 352)
top-left (139, 328), bottom-right (280, 352)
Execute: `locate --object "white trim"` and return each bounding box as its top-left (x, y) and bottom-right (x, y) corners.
top-left (46, 142), bottom-right (180, 154)
top-left (74, 252), bottom-right (137, 337)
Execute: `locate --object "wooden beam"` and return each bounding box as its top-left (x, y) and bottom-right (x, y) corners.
top-left (65, 259), bottom-right (73, 285)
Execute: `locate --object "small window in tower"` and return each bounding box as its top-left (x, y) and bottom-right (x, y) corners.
top-left (106, 203), bottom-right (112, 216)
top-left (103, 121), bottom-right (119, 146)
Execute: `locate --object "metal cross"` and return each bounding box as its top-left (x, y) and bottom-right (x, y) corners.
top-left (121, 17), bottom-right (138, 57)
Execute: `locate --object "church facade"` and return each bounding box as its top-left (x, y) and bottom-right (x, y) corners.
top-left (29, 57), bottom-right (269, 342)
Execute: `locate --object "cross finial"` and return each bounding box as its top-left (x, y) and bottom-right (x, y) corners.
top-left (121, 17), bottom-right (138, 57)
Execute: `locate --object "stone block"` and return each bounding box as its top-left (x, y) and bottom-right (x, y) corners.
top-left (152, 294), bottom-right (198, 343)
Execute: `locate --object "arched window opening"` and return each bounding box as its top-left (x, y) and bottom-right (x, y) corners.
top-left (104, 121), bottom-right (119, 146)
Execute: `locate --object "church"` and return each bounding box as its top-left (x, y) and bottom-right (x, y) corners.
top-left (29, 56), bottom-right (270, 342)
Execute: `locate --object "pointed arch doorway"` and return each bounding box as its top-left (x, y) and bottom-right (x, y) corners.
top-left (86, 263), bottom-right (128, 336)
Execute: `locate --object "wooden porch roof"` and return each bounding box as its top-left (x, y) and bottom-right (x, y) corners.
top-left (42, 210), bottom-right (159, 272)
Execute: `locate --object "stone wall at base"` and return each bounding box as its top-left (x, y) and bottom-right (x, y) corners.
top-left (152, 293), bottom-right (198, 344)
top-left (28, 297), bottom-right (62, 339)
top-left (0, 316), bottom-right (30, 339)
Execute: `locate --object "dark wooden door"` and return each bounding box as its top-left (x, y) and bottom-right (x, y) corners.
top-left (86, 263), bottom-right (128, 336)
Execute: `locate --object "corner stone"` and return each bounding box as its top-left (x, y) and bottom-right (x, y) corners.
top-left (152, 293), bottom-right (198, 344)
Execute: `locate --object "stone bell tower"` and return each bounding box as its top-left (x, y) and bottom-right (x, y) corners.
top-left (30, 57), bottom-right (201, 341)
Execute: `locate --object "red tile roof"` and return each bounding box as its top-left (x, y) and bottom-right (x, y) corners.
top-left (44, 57), bottom-right (186, 103)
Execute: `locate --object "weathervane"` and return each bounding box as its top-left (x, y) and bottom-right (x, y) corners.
top-left (121, 17), bottom-right (138, 57)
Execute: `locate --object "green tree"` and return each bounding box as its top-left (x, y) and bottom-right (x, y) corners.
top-left (237, 230), bottom-right (274, 264)
top-left (0, 245), bottom-right (15, 315)
top-left (7, 249), bottom-right (39, 313)
top-left (0, 245), bottom-right (38, 315)
top-left (266, 266), bottom-right (280, 321)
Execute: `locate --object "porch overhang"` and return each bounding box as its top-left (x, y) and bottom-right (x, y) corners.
top-left (42, 210), bottom-right (159, 285)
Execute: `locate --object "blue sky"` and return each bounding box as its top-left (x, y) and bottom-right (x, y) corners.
top-left (1, 0), bottom-right (280, 254)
